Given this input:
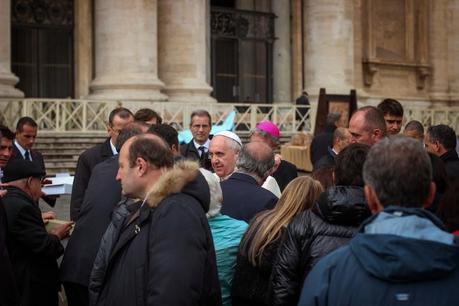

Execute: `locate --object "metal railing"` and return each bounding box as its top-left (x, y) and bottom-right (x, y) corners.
top-left (0, 99), bottom-right (458, 135)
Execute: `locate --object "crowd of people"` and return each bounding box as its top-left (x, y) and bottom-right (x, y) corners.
top-left (0, 99), bottom-right (458, 306)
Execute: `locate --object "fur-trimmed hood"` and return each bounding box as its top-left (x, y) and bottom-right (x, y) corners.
top-left (145, 160), bottom-right (210, 213)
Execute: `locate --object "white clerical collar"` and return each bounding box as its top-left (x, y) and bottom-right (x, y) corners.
top-left (110, 139), bottom-right (118, 155)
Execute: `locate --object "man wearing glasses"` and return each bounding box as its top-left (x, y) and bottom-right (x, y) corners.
top-left (180, 109), bottom-right (213, 171)
top-left (70, 107), bottom-right (134, 221)
top-left (2, 159), bottom-right (73, 306)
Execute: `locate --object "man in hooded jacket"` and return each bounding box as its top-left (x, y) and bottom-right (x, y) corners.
top-left (298, 136), bottom-right (459, 306)
top-left (88, 134), bottom-right (221, 306)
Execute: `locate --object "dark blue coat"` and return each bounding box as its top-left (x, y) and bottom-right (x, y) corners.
top-left (221, 172), bottom-right (278, 223)
top-left (310, 125), bottom-right (336, 166)
top-left (60, 156), bottom-right (121, 288)
top-left (71, 138), bottom-right (114, 221)
top-left (0, 199), bottom-right (19, 306)
top-left (298, 207), bottom-right (459, 306)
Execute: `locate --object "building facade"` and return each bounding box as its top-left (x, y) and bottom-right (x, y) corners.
top-left (1, 0), bottom-right (458, 107)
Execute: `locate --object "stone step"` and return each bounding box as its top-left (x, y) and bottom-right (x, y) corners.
top-left (40, 149), bottom-right (85, 156)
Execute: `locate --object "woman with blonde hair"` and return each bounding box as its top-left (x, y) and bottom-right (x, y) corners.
top-left (231, 176), bottom-right (323, 306)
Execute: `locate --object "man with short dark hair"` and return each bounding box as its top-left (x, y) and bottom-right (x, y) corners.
top-left (134, 108), bottom-right (162, 125)
top-left (10, 116), bottom-right (57, 207)
top-left (377, 98), bottom-right (404, 135)
top-left (180, 109), bottom-right (213, 170)
top-left (11, 117), bottom-right (42, 165)
top-left (88, 135), bottom-right (221, 306)
top-left (404, 120), bottom-right (424, 141)
top-left (0, 126), bottom-right (14, 171)
top-left (221, 142), bottom-right (278, 222)
top-left (148, 123), bottom-right (181, 159)
top-left (349, 106), bottom-right (386, 146)
top-left (298, 136), bottom-right (459, 306)
top-left (424, 124), bottom-right (459, 181)
top-left (70, 107), bottom-right (134, 221)
top-left (2, 159), bottom-right (73, 306)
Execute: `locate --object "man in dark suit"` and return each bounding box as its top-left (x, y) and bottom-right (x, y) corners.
top-left (11, 117), bottom-right (45, 170)
top-left (60, 125), bottom-right (144, 306)
top-left (250, 120), bottom-right (298, 192)
top-left (313, 127), bottom-right (351, 171)
top-left (425, 124), bottom-right (459, 182)
top-left (180, 109), bottom-right (213, 170)
top-left (2, 159), bottom-right (73, 306)
top-left (10, 116), bottom-right (57, 207)
top-left (221, 142), bottom-right (278, 222)
top-left (0, 126), bottom-right (19, 306)
top-left (70, 107), bottom-right (134, 221)
top-left (310, 112), bottom-right (340, 166)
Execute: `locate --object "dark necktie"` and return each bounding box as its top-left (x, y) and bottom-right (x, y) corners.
top-left (24, 150), bottom-right (31, 161)
top-left (198, 146), bottom-right (206, 160)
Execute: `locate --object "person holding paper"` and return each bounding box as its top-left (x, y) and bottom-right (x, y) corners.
top-left (1, 159), bottom-right (73, 306)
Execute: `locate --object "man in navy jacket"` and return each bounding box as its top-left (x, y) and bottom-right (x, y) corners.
top-left (221, 142), bottom-right (278, 222)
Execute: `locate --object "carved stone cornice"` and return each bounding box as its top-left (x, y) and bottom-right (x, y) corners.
top-left (211, 7), bottom-right (275, 42)
top-left (12, 0), bottom-right (74, 27)
top-left (362, 58), bottom-right (431, 89)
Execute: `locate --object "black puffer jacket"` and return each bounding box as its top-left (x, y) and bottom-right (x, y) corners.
top-left (270, 186), bottom-right (370, 306)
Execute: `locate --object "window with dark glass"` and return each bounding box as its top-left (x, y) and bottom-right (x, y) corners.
top-left (11, 0), bottom-right (74, 98)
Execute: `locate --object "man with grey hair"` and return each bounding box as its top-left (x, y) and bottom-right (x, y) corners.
top-left (298, 136), bottom-right (459, 306)
top-left (221, 142), bottom-right (278, 222)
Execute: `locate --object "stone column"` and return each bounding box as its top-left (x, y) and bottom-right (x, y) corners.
top-left (272, 0), bottom-right (292, 103)
top-left (157, 0), bottom-right (215, 103)
top-left (429, 0), bottom-right (449, 104)
top-left (0, 0), bottom-right (23, 98)
top-left (88, 0), bottom-right (166, 101)
top-left (448, 0), bottom-right (459, 102)
top-left (291, 0), bottom-right (304, 100)
top-left (74, 0), bottom-right (92, 98)
top-left (303, 0), bottom-right (354, 94)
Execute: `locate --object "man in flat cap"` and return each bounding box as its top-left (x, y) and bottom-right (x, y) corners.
top-left (2, 159), bottom-right (73, 306)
